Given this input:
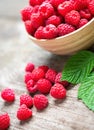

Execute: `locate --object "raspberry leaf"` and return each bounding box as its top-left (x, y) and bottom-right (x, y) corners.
top-left (78, 73), bottom-right (94, 111)
top-left (62, 51), bottom-right (94, 84)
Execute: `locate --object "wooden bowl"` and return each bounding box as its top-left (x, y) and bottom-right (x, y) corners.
top-left (28, 18), bottom-right (94, 55)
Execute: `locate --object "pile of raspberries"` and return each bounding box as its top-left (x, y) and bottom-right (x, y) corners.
top-left (0, 62), bottom-right (69, 130)
top-left (20, 0), bottom-right (94, 39)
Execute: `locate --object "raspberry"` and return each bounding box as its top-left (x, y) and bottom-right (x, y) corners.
top-left (88, 0), bottom-right (94, 15)
top-left (57, 23), bottom-right (75, 36)
top-left (34, 26), bottom-right (44, 39)
top-left (0, 113), bottom-right (10, 130)
top-left (30, 68), bottom-right (45, 81)
top-left (32, 5), bottom-right (40, 14)
top-left (38, 65), bottom-right (49, 73)
top-left (50, 83), bottom-right (66, 99)
top-left (24, 72), bottom-right (32, 84)
top-left (80, 9), bottom-right (92, 20)
top-left (39, 2), bottom-right (54, 19)
top-left (26, 79), bottom-right (38, 93)
top-left (33, 94), bottom-right (48, 110)
top-left (55, 72), bottom-right (69, 87)
top-left (31, 12), bottom-right (44, 29)
top-left (74, 0), bottom-right (88, 10)
top-left (20, 94), bottom-right (33, 108)
top-left (37, 78), bottom-right (52, 94)
top-left (78, 18), bottom-right (88, 28)
top-left (29, 0), bottom-right (44, 6)
top-left (51, 0), bottom-right (65, 8)
top-left (58, 1), bottom-right (74, 17)
top-left (25, 62), bottom-right (35, 72)
top-left (20, 6), bottom-right (33, 21)
top-left (43, 24), bottom-right (58, 39)
top-left (45, 68), bottom-right (57, 83)
top-left (17, 104), bottom-right (32, 121)
top-left (1, 88), bottom-right (15, 102)
top-left (46, 15), bottom-right (61, 26)
top-left (24, 20), bottom-right (35, 35)
top-left (65, 10), bottom-right (81, 26)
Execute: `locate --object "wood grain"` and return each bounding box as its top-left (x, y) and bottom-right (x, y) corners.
top-left (0, 19), bottom-right (94, 130)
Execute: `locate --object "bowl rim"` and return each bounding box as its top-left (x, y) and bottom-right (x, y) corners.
top-left (28, 18), bottom-right (94, 42)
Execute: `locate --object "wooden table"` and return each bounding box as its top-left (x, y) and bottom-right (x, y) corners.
top-left (0, 1), bottom-right (94, 130)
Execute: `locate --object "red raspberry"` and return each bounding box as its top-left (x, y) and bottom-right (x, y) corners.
top-left (20, 6), bottom-right (33, 21)
top-left (51, 0), bottom-right (65, 8)
top-left (55, 72), bottom-right (69, 87)
top-left (34, 26), bottom-right (44, 39)
top-left (43, 24), bottom-right (58, 39)
top-left (38, 65), bottom-right (49, 73)
top-left (33, 94), bottom-right (48, 110)
top-left (25, 62), bottom-right (35, 72)
top-left (31, 12), bottom-right (44, 29)
top-left (37, 78), bottom-right (52, 94)
top-left (45, 68), bottom-right (57, 83)
top-left (74, 0), bottom-right (88, 10)
top-left (88, 0), bottom-right (94, 15)
top-left (1, 88), bottom-right (15, 102)
top-left (46, 15), bottom-right (61, 26)
top-left (57, 23), bottom-right (75, 36)
top-left (24, 20), bottom-right (35, 35)
top-left (77, 18), bottom-right (88, 28)
top-left (65, 10), bottom-right (81, 26)
top-left (20, 94), bottom-right (33, 108)
top-left (50, 83), bottom-right (66, 99)
top-left (39, 2), bottom-right (54, 19)
top-left (58, 1), bottom-right (74, 17)
top-left (29, 0), bottom-right (44, 6)
top-left (17, 104), bottom-right (32, 121)
top-left (26, 79), bottom-right (38, 93)
top-left (80, 9), bottom-right (92, 20)
top-left (24, 72), bottom-right (32, 84)
top-left (0, 113), bottom-right (10, 130)
top-left (30, 68), bottom-right (45, 81)
top-left (32, 5), bottom-right (39, 13)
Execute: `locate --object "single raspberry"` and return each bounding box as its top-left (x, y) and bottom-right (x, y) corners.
top-left (29, 0), bottom-right (44, 6)
top-left (46, 15), bottom-right (61, 26)
top-left (20, 94), bottom-right (33, 108)
top-left (20, 6), bottom-right (33, 21)
top-left (0, 113), bottom-right (10, 130)
top-left (26, 79), bottom-right (38, 93)
top-left (24, 72), bottom-right (32, 84)
top-left (34, 26), bottom-right (44, 39)
top-left (38, 65), bottom-right (49, 73)
top-left (45, 68), bottom-right (57, 83)
top-left (51, 0), bottom-right (65, 8)
top-left (43, 24), bottom-right (58, 39)
top-left (80, 9), bottom-right (92, 20)
top-left (58, 1), bottom-right (74, 17)
top-left (30, 68), bottom-right (45, 81)
top-left (33, 94), bottom-right (48, 110)
top-left (55, 72), bottom-right (69, 87)
top-left (88, 0), bottom-right (94, 15)
top-left (50, 83), bottom-right (66, 99)
top-left (25, 62), bottom-right (35, 72)
top-left (17, 104), bottom-right (32, 121)
top-left (77, 18), bottom-right (88, 28)
top-left (57, 23), bottom-right (75, 36)
top-left (39, 2), bottom-right (54, 19)
top-left (74, 0), bottom-right (88, 10)
top-left (65, 10), bottom-right (81, 26)
top-left (37, 78), bottom-right (52, 94)
top-left (31, 12), bottom-right (44, 29)
top-left (24, 20), bottom-right (35, 35)
top-left (1, 88), bottom-right (15, 102)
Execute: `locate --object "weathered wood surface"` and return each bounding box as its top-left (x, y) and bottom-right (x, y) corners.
top-left (0, 1), bottom-right (94, 130)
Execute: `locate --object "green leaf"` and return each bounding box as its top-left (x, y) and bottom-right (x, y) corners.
top-left (78, 73), bottom-right (94, 111)
top-left (62, 51), bottom-right (94, 84)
